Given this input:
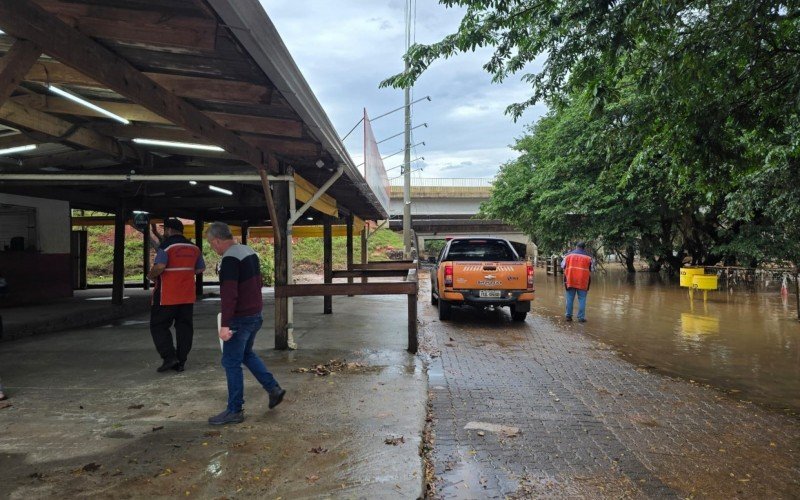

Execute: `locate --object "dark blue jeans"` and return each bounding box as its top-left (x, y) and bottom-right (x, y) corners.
top-left (222, 314), bottom-right (278, 412)
top-left (565, 288), bottom-right (588, 320)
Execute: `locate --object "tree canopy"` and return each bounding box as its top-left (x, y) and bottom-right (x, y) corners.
top-left (382, 1), bottom-right (800, 270)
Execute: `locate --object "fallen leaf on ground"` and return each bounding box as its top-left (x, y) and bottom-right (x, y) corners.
top-left (204, 431), bottom-right (221, 437)
top-left (152, 426), bottom-right (164, 432)
top-left (127, 404), bottom-right (144, 410)
top-left (309, 447), bottom-right (328, 454)
top-left (477, 431), bottom-right (485, 437)
top-left (82, 463), bottom-right (101, 472)
top-left (384, 436), bottom-right (405, 446)
top-left (306, 474), bottom-right (320, 483)
top-left (292, 359), bottom-right (370, 376)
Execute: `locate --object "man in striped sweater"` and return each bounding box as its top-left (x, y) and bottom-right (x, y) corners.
top-left (205, 222), bottom-right (285, 425)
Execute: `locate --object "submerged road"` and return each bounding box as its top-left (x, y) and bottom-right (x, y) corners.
top-left (418, 277), bottom-right (800, 498)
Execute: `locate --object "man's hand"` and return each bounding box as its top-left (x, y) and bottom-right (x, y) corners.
top-left (219, 326), bottom-right (233, 342)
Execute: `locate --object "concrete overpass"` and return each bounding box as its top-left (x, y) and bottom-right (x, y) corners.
top-left (388, 178), bottom-right (536, 259)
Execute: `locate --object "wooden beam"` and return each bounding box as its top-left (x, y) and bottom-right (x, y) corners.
top-left (0, 0), bottom-right (271, 172)
top-left (352, 261), bottom-right (417, 271)
top-left (12, 94), bottom-right (170, 124)
top-left (26, 61), bottom-right (272, 104)
top-left (273, 175), bottom-right (290, 350)
top-left (112, 204), bottom-right (127, 305)
top-left (0, 100), bottom-right (133, 159)
top-left (145, 73), bottom-right (272, 104)
top-left (91, 123), bottom-right (321, 159)
top-left (323, 214), bottom-right (332, 314)
top-left (31, 0), bottom-right (218, 51)
top-left (0, 133), bottom-right (39, 150)
top-left (21, 149), bottom-right (107, 168)
top-left (14, 95), bottom-right (304, 137)
top-left (332, 269), bottom-right (410, 279)
top-left (0, 39), bottom-right (41, 107)
top-left (275, 282), bottom-right (417, 298)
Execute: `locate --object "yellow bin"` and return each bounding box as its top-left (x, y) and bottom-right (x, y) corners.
top-left (679, 267), bottom-right (705, 287)
top-left (692, 274), bottom-right (718, 290)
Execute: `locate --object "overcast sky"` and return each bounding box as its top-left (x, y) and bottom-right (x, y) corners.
top-left (261, 0), bottom-right (547, 179)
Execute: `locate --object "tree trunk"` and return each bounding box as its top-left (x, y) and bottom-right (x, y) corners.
top-left (624, 245), bottom-right (636, 273)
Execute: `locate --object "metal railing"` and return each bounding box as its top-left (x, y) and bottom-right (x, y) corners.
top-left (388, 177), bottom-right (493, 187)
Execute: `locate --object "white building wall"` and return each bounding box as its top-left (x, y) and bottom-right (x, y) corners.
top-left (0, 193), bottom-right (71, 254)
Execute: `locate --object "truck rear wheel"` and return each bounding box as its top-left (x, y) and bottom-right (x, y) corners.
top-left (511, 310), bottom-right (527, 322)
top-left (438, 299), bottom-right (452, 320)
top-left (431, 291), bottom-right (438, 305)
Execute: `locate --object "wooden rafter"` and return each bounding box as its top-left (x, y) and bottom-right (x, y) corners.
top-left (0, 0), bottom-right (284, 234)
top-left (31, 0), bottom-right (218, 51)
top-left (13, 94), bottom-right (304, 138)
top-left (0, 101), bottom-right (133, 159)
top-left (0, 39), bottom-right (41, 107)
top-left (0, 0), bottom-right (273, 172)
top-left (25, 61), bottom-right (273, 105)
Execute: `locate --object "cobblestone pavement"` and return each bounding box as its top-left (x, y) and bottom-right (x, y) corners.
top-left (420, 284), bottom-right (800, 498)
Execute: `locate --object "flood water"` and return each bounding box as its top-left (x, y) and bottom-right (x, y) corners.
top-left (531, 269), bottom-right (800, 414)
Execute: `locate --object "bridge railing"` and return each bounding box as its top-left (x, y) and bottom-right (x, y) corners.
top-left (389, 177), bottom-right (493, 187)
top-left (389, 177), bottom-right (493, 198)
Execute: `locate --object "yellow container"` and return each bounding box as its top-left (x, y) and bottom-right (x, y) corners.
top-left (679, 267), bottom-right (705, 287)
top-left (692, 274), bottom-right (718, 290)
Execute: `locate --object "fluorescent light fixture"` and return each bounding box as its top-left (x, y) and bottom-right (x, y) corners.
top-left (47, 85), bottom-right (131, 125)
top-left (306, 216), bottom-right (314, 221)
top-left (0, 144), bottom-right (37, 156)
top-left (189, 181), bottom-right (198, 185)
top-left (133, 210), bottom-right (149, 214)
top-left (133, 138), bottom-right (224, 152)
top-left (208, 185), bottom-right (233, 195)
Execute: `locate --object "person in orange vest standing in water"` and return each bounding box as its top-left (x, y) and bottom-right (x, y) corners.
top-left (561, 241), bottom-right (595, 323)
top-left (148, 218), bottom-right (205, 373)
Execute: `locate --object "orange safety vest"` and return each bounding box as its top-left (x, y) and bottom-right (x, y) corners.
top-left (157, 243), bottom-right (200, 305)
top-left (564, 253), bottom-right (592, 290)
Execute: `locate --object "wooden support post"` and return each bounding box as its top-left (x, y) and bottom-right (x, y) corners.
top-left (361, 227), bottom-right (368, 284)
top-left (111, 205), bottom-right (126, 306)
top-left (195, 218), bottom-right (204, 298)
top-left (273, 176), bottom-right (290, 349)
top-left (142, 227), bottom-right (150, 291)
top-left (407, 292), bottom-right (418, 353)
top-left (241, 222), bottom-right (249, 246)
top-left (346, 214), bottom-right (354, 296)
top-left (323, 215), bottom-right (333, 314)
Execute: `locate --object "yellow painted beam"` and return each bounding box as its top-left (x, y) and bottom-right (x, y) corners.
top-left (294, 174), bottom-right (338, 217)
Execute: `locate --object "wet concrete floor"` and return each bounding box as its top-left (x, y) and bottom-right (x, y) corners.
top-left (418, 275), bottom-right (800, 498)
top-left (0, 291), bottom-right (426, 499)
top-left (531, 269), bottom-right (800, 413)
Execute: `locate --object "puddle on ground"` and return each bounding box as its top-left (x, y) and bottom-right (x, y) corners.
top-left (206, 451), bottom-right (228, 478)
top-left (532, 269), bottom-right (800, 412)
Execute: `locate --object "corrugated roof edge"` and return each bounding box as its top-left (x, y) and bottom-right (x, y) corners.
top-left (205, 0), bottom-right (387, 219)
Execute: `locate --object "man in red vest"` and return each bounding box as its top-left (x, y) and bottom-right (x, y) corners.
top-left (560, 241), bottom-right (595, 323)
top-left (148, 218), bottom-right (205, 373)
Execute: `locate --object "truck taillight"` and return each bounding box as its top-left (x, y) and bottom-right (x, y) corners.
top-left (527, 264), bottom-right (534, 289)
top-left (444, 264), bottom-right (453, 287)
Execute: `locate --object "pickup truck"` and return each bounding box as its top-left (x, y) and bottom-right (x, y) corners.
top-left (430, 237), bottom-right (534, 321)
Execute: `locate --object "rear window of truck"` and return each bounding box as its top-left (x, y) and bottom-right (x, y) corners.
top-left (445, 240), bottom-right (517, 261)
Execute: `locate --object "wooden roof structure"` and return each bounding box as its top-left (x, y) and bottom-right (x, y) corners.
top-left (0, 0), bottom-right (387, 228)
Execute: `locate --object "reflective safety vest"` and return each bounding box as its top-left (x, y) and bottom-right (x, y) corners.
top-left (156, 243), bottom-right (200, 305)
top-left (564, 252), bottom-right (592, 290)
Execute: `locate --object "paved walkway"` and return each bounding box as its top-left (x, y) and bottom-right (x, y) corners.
top-left (420, 287), bottom-right (800, 498)
top-left (0, 292), bottom-right (426, 499)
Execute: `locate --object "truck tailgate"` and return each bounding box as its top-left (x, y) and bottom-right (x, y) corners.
top-left (451, 261), bottom-right (528, 290)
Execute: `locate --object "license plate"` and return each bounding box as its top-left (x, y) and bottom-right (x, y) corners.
top-left (479, 290), bottom-right (502, 298)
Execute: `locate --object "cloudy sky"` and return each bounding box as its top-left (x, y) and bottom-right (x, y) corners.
top-left (260, 0), bottom-right (548, 179)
